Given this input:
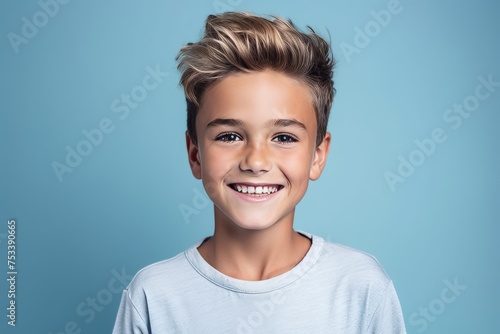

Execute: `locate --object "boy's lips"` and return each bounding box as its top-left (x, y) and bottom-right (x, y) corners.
top-left (228, 183), bottom-right (284, 195)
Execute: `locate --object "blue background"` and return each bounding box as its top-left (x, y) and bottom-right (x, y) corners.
top-left (1, 0), bottom-right (499, 333)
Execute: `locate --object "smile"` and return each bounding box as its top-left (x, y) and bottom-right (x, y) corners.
top-left (229, 184), bottom-right (283, 195)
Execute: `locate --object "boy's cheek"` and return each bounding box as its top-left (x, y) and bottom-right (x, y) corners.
top-left (202, 179), bottom-right (224, 202)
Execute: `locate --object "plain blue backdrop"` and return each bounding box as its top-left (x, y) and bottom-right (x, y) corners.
top-left (1, 0), bottom-right (499, 333)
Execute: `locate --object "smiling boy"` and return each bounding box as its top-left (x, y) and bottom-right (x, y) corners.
top-left (113, 12), bottom-right (406, 333)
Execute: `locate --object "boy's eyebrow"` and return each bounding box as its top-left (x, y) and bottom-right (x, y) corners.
top-left (270, 118), bottom-right (307, 130)
top-left (206, 118), bottom-right (244, 128)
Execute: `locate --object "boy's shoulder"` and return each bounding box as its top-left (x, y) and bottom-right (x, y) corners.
top-left (322, 240), bottom-right (389, 275)
top-left (124, 250), bottom-right (192, 298)
top-left (318, 239), bottom-right (392, 288)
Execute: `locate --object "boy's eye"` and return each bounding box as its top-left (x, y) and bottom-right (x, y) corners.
top-left (216, 133), bottom-right (241, 142)
top-left (272, 134), bottom-right (297, 143)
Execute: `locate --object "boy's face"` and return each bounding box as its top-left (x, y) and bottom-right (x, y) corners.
top-left (186, 70), bottom-right (330, 231)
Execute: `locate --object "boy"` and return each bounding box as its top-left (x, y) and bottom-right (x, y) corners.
top-left (113, 11), bottom-right (406, 333)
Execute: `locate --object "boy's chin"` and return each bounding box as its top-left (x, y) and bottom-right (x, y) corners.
top-left (235, 222), bottom-right (276, 232)
top-left (227, 215), bottom-right (284, 232)
top-left (214, 207), bottom-right (294, 232)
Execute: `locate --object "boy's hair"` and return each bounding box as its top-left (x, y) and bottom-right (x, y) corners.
top-left (176, 11), bottom-right (335, 147)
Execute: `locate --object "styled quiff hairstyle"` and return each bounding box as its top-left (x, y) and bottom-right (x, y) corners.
top-left (176, 11), bottom-right (335, 147)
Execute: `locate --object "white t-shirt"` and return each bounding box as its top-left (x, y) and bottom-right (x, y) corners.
top-left (112, 232), bottom-right (406, 333)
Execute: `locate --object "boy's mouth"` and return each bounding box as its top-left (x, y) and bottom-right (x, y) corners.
top-left (229, 184), bottom-right (283, 195)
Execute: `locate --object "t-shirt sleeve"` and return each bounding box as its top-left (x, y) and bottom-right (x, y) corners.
top-left (366, 280), bottom-right (406, 334)
top-left (112, 289), bottom-right (149, 334)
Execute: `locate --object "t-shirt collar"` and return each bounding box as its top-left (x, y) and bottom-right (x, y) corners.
top-left (184, 231), bottom-right (325, 293)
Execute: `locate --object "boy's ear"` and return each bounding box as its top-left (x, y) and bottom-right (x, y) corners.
top-left (186, 131), bottom-right (202, 179)
top-left (309, 132), bottom-right (331, 181)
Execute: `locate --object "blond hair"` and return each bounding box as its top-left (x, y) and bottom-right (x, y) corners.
top-left (176, 11), bottom-right (335, 146)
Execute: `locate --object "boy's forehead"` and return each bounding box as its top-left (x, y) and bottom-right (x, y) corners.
top-left (198, 71), bottom-right (316, 125)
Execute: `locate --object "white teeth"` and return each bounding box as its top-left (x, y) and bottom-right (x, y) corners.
top-left (233, 184), bottom-right (279, 195)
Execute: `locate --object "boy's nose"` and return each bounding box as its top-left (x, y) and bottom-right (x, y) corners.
top-left (239, 143), bottom-right (271, 174)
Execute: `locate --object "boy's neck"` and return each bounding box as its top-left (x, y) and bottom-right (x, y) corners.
top-left (197, 212), bottom-right (312, 281)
